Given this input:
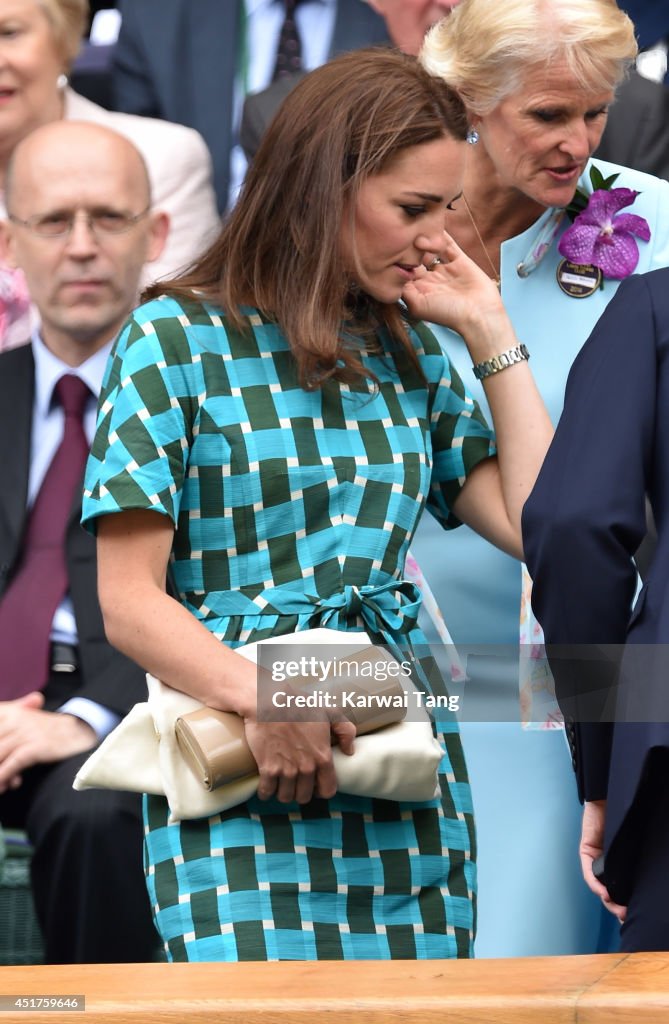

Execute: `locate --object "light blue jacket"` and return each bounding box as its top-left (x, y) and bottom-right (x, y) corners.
top-left (412, 159), bottom-right (669, 648)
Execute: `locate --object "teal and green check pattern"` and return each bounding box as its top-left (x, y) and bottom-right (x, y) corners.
top-left (83, 295), bottom-right (495, 962)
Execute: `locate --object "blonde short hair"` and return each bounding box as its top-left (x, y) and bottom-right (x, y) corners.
top-left (421, 0), bottom-right (638, 116)
top-left (37, 0), bottom-right (88, 68)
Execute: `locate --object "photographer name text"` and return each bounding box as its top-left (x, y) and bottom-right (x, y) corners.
top-left (271, 688), bottom-right (459, 712)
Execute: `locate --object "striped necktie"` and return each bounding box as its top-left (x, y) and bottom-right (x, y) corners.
top-left (272, 0), bottom-right (304, 81)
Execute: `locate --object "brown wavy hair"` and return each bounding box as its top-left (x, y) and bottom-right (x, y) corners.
top-left (144, 48), bottom-right (468, 388)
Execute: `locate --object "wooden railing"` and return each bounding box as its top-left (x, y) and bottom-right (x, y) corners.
top-left (0, 952), bottom-right (668, 1022)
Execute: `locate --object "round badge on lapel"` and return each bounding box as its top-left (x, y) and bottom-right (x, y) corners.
top-left (556, 259), bottom-right (602, 298)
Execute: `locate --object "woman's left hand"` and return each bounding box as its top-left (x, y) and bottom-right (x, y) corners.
top-left (580, 799), bottom-right (627, 924)
top-left (402, 232), bottom-right (506, 341)
top-left (404, 232), bottom-right (553, 560)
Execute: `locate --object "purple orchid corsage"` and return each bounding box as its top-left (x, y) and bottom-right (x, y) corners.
top-left (558, 167), bottom-right (651, 281)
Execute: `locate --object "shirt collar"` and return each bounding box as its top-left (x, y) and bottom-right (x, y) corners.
top-left (245, 0), bottom-right (331, 14)
top-left (32, 330), bottom-right (113, 418)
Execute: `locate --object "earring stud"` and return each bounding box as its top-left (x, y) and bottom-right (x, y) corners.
top-left (466, 127), bottom-right (479, 145)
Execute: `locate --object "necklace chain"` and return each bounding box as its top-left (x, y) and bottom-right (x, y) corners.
top-left (462, 194), bottom-right (501, 288)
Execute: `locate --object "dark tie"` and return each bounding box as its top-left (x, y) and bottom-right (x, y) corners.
top-left (272, 0), bottom-right (303, 81)
top-left (0, 375), bottom-right (90, 699)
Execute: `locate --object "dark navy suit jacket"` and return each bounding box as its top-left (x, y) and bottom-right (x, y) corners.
top-left (523, 268), bottom-right (669, 899)
top-left (596, 71), bottom-right (669, 181)
top-left (112, 0), bottom-right (388, 211)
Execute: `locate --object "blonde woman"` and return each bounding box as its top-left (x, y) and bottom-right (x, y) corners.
top-left (410, 0), bottom-right (669, 957)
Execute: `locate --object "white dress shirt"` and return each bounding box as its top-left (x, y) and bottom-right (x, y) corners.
top-left (229, 0), bottom-right (337, 205)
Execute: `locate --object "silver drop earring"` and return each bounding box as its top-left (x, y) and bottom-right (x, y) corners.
top-left (466, 127), bottom-right (479, 145)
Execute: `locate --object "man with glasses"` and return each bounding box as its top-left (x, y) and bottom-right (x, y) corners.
top-left (0, 119), bottom-right (168, 964)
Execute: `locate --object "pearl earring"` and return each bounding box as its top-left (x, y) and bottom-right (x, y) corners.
top-left (466, 127), bottom-right (479, 145)
top-left (57, 73), bottom-right (68, 91)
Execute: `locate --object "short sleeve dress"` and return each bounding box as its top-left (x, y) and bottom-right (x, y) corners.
top-left (82, 294), bottom-right (495, 963)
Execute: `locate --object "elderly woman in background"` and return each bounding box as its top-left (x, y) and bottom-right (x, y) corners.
top-left (0, 0), bottom-right (218, 350)
top-left (407, 0), bottom-right (669, 958)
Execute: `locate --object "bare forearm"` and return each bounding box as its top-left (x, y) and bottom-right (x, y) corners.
top-left (479, 359), bottom-right (554, 543)
top-left (101, 582), bottom-right (257, 718)
top-left (453, 315), bottom-right (553, 556)
top-left (96, 511), bottom-right (257, 717)
top-left (402, 242), bottom-right (553, 552)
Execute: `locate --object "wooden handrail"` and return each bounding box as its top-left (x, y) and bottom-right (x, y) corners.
top-left (0, 953), bottom-right (668, 1023)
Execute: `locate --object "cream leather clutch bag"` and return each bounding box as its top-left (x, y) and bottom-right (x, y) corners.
top-left (73, 628), bottom-right (443, 822)
top-left (175, 644), bottom-right (412, 790)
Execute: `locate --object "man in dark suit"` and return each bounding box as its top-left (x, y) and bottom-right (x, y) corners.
top-left (595, 69), bottom-right (669, 180)
top-left (239, 0), bottom-right (456, 161)
top-left (523, 267), bottom-right (669, 952)
top-left (0, 120), bottom-right (169, 964)
top-left (111, 0), bottom-right (389, 211)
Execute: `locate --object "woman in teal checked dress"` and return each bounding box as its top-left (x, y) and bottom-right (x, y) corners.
top-left (82, 50), bottom-right (552, 962)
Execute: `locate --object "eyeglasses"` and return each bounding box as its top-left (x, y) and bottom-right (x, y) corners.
top-left (6, 206), bottom-right (151, 239)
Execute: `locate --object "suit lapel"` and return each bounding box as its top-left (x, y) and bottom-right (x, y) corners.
top-left (0, 346), bottom-right (33, 551)
top-left (188, 0), bottom-right (243, 203)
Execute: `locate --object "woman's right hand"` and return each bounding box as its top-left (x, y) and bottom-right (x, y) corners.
top-left (243, 716), bottom-right (356, 804)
